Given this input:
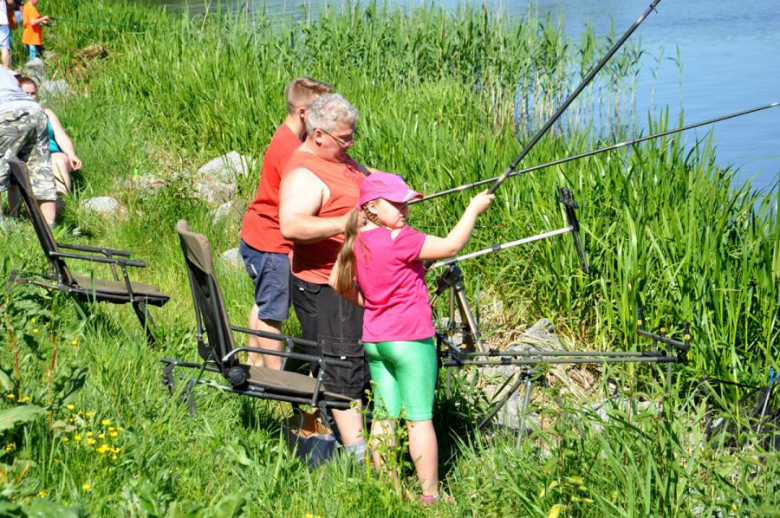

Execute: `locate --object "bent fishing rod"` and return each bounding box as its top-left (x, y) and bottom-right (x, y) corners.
top-left (484, 0), bottom-right (662, 196)
top-left (411, 100), bottom-right (780, 205)
top-left (50, 17), bottom-right (140, 30)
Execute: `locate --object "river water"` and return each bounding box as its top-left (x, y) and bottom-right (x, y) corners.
top-left (137, 0), bottom-right (779, 195)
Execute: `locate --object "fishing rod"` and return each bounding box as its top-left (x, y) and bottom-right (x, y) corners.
top-left (411, 100), bottom-right (780, 205)
top-left (50, 17), bottom-right (140, 30)
top-left (484, 0), bottom-right (662, 196)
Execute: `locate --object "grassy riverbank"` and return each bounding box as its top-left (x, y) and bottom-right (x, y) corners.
top-left (1, 0), bottom-right (778, 515)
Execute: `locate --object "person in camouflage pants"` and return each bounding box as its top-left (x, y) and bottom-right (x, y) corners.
top-left (0, 106), bottom-right (57, 225)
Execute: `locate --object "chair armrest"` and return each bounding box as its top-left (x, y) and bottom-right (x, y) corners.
top-left (58, 243), bottom-right (132, 257)
top-left (231, 325), bottom-right (318, 349)
top-left (225, 347), bottom-right (352, 368)
top-left (49, 251), bottom-right (147, 268)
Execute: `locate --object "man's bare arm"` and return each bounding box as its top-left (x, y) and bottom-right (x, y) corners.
top-left (279, 168), bottom-right (349, 244)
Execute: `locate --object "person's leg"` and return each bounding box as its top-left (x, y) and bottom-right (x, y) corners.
top-left (379, 338), bottom-right (439, 496)
top-left (24, 111), bottom-right (57, 226)
top-left (364, 342), bottom-right (402, 473)
top-left (27, 45), bottom-right (37, 60)
top-left (238, 242), bottom-right (290, 369)
top-left (50, 152), bottom-right (72, 194)
top-left (0, 25), bottom-right (11, 69)
top-left (316, 285), bottom-right (367, 450)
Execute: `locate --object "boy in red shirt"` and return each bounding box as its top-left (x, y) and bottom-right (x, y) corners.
top-left (238, 77), bottom-right (332, 369)
top-left (22, 0), bottom-right (48, 60)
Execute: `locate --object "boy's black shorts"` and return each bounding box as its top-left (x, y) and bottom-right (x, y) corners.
top-left (291, 275), bottom-right (370, 401)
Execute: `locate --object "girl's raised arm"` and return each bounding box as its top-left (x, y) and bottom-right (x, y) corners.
top-left (417, 190), bottom-right (494, 261)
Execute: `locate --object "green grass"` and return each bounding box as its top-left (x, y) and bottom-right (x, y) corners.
top-left (0, 0), bottom-right (778, 515)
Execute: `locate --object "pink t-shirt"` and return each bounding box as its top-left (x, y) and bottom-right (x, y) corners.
top-left (355, 225), bottom-right (435, 343)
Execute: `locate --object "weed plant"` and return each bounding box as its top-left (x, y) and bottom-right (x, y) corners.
top-left (0, 0), bottom-right (778, 515)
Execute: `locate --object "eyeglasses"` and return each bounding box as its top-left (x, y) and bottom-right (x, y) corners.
top-left (318, 128), bottom-right (356, 148)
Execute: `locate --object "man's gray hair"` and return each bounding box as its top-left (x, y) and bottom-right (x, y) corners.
top-left (305, 93), bottom-right (359, 135)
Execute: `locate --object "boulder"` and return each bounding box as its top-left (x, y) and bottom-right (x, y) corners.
top-left (491, 390), bottom-right (540, 432)
top-left (82, 196), bottom-right (127, 220)
top-left (213, 200), bottom-right (246, 225)
top-left (193, 179), bottom-right (236, 204)
top-left (124, 174), bottom-right (167, 194)
top-left (219, 247), bottom-right (242, 270)
top-left (196, 151), bottom-right (251, 184)
top-left (23, 59), bottom-right (46, 85)
top-left (40, 79), bottom-right (70, 98)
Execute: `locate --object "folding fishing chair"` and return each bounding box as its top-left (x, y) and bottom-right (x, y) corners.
top-left (5, 158), bottom-right (169, 344)
top-left (160, 220), bottom-right (352, 422)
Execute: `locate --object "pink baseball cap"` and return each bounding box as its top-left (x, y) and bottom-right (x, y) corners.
top-left (357, 172), bottom-right (423, 207)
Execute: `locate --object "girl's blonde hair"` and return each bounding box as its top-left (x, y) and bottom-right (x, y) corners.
top-left (333, 207), bottom-right (366, 297)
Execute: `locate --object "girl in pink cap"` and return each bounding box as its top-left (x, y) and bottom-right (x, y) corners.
top-left (331, 172), bottom-right (493, 504)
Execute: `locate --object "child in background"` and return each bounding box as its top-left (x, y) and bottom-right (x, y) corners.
top-left (22, 0), bottom-right (48, 60)
top-left (331, 172), bottom-right (494, 504)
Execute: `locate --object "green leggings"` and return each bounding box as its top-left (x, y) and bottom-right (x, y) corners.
top-left (363, 338), bottom-right (437, 421)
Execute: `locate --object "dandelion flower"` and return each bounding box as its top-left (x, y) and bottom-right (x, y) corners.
top-left (69, 418), bottom-right (75, 423)
top-left (62, 437), bottom-right (70, 443)
top-left (101, 419), bottom-right (111, 426)
top-left (74, 435), bottom-right (82, 442)
top-left (108, 426), bottom-right (115, 432)
top-left (87, 438), bottom-right (96, 445)
top-left (6, 394), bottom-right (14, 400)
top-left (38, 491), bottom-right (47, 498)
top-left (31, 318), bottom-right (36, 324)
top-left (98, 433), bottom-right (105, 439)
top-left (66, 404), bottom-right (75, 411)
top-left (33, 329), bottom-right (39, 334)
top-left (86, 432), bottom-right (93, 438)
top-left (71, 339), bottom-right (78, 345)
top-left (109, 432), bottom-right (118, 438)
top-left (116, 426), bottom-right (123, 431)
top-left (82, 484), bottom-right (91, 491)
top-left (111, 455), bottom-right (117, 460)
top-left (86, 412), bottom-right (95, 417)
top-left (19, 396), bottom-right (31, 403)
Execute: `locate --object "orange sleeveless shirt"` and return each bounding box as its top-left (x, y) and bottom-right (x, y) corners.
top-left (283, 149), bottom-right (366, 284)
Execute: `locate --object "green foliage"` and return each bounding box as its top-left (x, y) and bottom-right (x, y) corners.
top-left (0, 0), bottom-right (776, 515)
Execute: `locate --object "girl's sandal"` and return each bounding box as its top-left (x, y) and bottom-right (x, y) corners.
top-left (419, 492), bottom-right (454, 507)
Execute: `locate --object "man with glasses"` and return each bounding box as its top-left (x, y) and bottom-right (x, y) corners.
top-left (239, 77), bottom-right (332, 370)
top-left (279, 93), bottom-right (373, 462)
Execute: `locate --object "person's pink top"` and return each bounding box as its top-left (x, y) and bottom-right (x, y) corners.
top-left (355, 225), bottom-right (435, 343)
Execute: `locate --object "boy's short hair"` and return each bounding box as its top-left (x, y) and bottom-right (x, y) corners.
top-left (18, 76), bottom-right (37, 89)
top-left (286, 77), bottom-right (333, 115)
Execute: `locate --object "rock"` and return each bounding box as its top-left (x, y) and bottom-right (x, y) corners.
top-left (219, 247), bottom-right (242, 270)
top-left (42, 50), bottom-right (56, 60)
top-left (588, 396), bottom-right (662, 433)
top-left (213, 200), bottom-right (246, 225)
top-left (124, 174), bottom-right (167, 194)
top-left (520, 318), bottom-right (564, 351)
top-left (193, 179), bottom-right (236, 204)
top-left (40, 79), bottom-right (70, 98)
top-left (82, 196), bottom-right (127, 220)
top-left (23, 59), bottom-right (46, 84)
top-left (492, 390), bottom-right (540, 432)
top-left (196, 151), bottom-right (251, 184)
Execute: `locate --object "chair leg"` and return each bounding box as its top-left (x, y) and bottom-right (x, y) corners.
top-left (132, 300), bottom-right (158, 346)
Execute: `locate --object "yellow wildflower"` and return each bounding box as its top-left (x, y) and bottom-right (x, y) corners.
top-left (66, 404), bottom-right (75, 411)
top-left (74, 435), bottom-right (82, 442)
top-left (19, 396), bottom-right (31, 403)
top-left (82, 484), bottom-right (91, 491)
top-left (54, 459), bottom-right (61, 464)
top-left (6, 394), bottom-right (14, 400)
top-left (71, 339), bottom-right (78, 345)
top-left (69, 418), bottom-right (75, 423)
top-left (98, 433), bottom-right (105, 439)
top-left (111, 455), bottom-right (117, 460)
top-left (62, 437), bottom-right (70, 443)
top-left (108, 427), bottom-right (115, 432)
top-left (87, 438), bottom-right (96, 445)
top-left (32, 328), bottom-right (39, 334)
top-left (31, 318), bottom-right (36, 324)
top-left (86, 412), bottom-right (95, 417)
top-left (86, 432), bottom-right (93, 438)
top-left (116, 426), bottom-right (123, 431)
top-left (38, 491), bottom-right (48, 498)
top-left (109, 432), bottom-right (118, 438)
top-left (101, 419), bottom-right (111, 426)
top-left (5, 444), bottom-right (14, 452)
